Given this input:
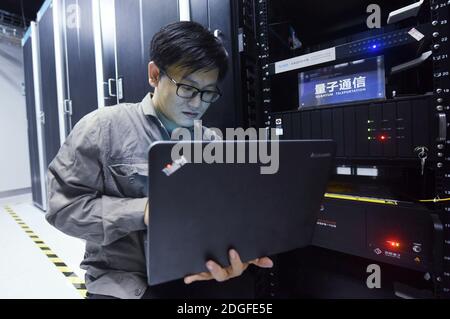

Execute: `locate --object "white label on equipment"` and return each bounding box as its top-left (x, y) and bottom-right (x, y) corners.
top-left (238, 32), bottom-right (244, 52)
top-left (356, 167), bottom-right (379, 177)
top-left (275, 128), bottom-right (284, 136)
top-left (274, 47), bottom-right (336, 74)
top-left (408, 28), bottom-right (424, 42)
top-left (336, 167), bottom-right (352, 175)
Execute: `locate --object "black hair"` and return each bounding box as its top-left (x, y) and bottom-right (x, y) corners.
top-left (150, 21), bottom-right (228, 81)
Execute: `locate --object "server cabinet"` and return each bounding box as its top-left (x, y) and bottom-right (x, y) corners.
top-left (94, 0), bottom-right (180, 107)
top-left (256, 0), bottom-right (450, 298)
top-left (92, 0), bottom-right (242, 130)
top-left (92, 0), bottom-right (117, 107)
top-left (430, 0), bottom-right (450, 297)
top-left (53, 0), bottom-right (98, 135)
top-left (36, 1), bottom-right (61, 167)
top-left (190, 0), bottom-right (243, 130)
top-left (22, 29), bottom-right (39, 206)
top-left (115, 0), bottom-right (179, 102)
top-left (22, 24), bottom-right (47, 211)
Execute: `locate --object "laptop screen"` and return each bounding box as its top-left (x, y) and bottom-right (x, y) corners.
top-left (298, 55), bottom-right (386, 108)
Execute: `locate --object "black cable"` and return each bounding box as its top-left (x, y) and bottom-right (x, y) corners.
top-left (20, 0), bottom-right (27, 28)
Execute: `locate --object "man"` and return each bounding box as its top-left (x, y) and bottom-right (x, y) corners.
top-left (46, 21), bottom-right (273, 299)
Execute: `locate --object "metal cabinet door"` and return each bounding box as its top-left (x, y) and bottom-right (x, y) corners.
top-left (61, 0), bottom-right (98, 131)
top-left (37, 3), bottom-right (61, 167)
top-left (93, 0), bottom-right (119, 106)
top-left (190, 0), bottom-right (242, 130)
top-left (114, 0), bottom-right (179, 103)
top-left (23, 32), bottom-right (44, 209)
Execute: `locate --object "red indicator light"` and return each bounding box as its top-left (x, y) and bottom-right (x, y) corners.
top-left (380, 135), bottom-right (386, 141)
top-left (166, 164), bottom-right (172, 169)
top-left (386, 240), bottom-right (400, 248)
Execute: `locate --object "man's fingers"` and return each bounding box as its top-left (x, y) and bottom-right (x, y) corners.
top-left (184, 272), bottom-right (212, 285)
top-left (250, 256), bottom-right (274, 268)
top-left (229, 249), bottom-right (246, 277)
top-left (206, 260), bottom-right (229, 282)
top-left (184, 255), bottom-right (241, 285)
top-left (184, 253), bottom-right (273, 285)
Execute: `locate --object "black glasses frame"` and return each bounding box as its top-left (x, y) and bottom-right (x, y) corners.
top-left (160, 69), bottom-right (222, 103)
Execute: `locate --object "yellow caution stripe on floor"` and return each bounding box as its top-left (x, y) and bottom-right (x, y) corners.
top-left (3, 205), bottom-right (87, 299)
top-left (324, 193), bottom-right (398, 205)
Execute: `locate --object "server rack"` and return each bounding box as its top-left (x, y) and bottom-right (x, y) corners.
top-left (22, 23), bottom-right (46, 211)
top-left (241, 0), bottom-right (450, 298)
top-left (189, 0), bottom-right (244, 130)
top-left (430, 0), bottom-right (450, 297)
top-left (238, 0), bottom-right (271, 128)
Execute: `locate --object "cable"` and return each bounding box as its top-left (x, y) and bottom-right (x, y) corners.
top-left (418, 197), bottom-right (450, 203)
top-left (20, 0), bottom-right (27, 28)
top-left (324, 193), bottom-right (398, 205)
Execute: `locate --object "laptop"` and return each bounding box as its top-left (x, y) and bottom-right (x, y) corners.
top-left (146, 140), bottom-right (335, 286)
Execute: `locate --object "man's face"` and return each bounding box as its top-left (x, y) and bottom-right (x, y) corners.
top-left (152, 65), bottom-right (220, 128)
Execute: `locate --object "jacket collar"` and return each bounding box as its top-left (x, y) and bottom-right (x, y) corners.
top-left (141, 92), bottom-right (158, 118)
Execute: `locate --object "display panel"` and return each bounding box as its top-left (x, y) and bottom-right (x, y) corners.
top-left (299, 56), bottom-right (386, 108)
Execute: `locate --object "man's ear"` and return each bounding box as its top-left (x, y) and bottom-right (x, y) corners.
top-left (148, 61), bottom-right (160, 88)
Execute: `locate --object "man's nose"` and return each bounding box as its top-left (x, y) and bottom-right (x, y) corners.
top-left (188, 93), bottom-right (202, 109)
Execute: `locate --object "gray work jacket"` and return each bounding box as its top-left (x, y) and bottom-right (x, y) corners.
top-left (46, 93), bottom-right (239, 299)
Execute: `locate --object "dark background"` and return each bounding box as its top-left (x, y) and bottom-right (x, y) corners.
top-left (0, 0), bottom-right (45, 22)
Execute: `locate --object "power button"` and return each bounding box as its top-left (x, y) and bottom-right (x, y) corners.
top-left (413, 245), bottom-right (422, 253)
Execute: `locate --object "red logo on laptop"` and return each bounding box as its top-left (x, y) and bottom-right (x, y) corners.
top-left (162, 156), bottom-right (188, 176)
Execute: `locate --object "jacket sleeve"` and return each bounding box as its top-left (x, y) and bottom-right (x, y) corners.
top-left (45, 112), bottom-right (147, 246)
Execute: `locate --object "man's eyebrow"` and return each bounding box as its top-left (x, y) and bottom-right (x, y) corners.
top-left (182, 75), bottom-right (216, 88)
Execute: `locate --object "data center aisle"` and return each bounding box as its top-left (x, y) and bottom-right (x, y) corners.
top-left (0, 194), bottom-right (86, 299)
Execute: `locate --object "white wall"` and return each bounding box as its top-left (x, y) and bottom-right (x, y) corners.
top-left (0, 36), bottom-right (31, 193)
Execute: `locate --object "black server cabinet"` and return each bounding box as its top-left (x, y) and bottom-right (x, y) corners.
top-left (95, 0), bottom-right (243, 130)
top-left (58, 0), bottom-right (98, 132)
top-left (114, 0), bottom-right (179, 103)
top-left (245, 0), bottom-right (450, 298)
top-left (95, 0), bottom-right (117, 107)
top-left (190, 0), bottom-right (243, 130)
top-left (37, 2), bottom-right (61, 166)
top-left (22, 27), bottom-right (44, 210)
top-left (430, 0), bottom-right (450, 298)
top-left (97, 0), bottom-right (179, 106)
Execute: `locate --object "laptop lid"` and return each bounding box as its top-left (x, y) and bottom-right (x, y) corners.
top-left (147, 140), bottom-right (335, 286)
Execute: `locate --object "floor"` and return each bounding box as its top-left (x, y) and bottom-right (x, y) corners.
top-left (0, 193), bottom-right (86, 299)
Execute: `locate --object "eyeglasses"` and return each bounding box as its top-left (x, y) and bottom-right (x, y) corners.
top-left (160, 69), bottom-right (222, 103)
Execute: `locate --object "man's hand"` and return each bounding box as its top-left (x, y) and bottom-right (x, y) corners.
top-left (184, 249), bottom-right (273, 285)
top-left (144, 200), bottom-right (149, 226)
